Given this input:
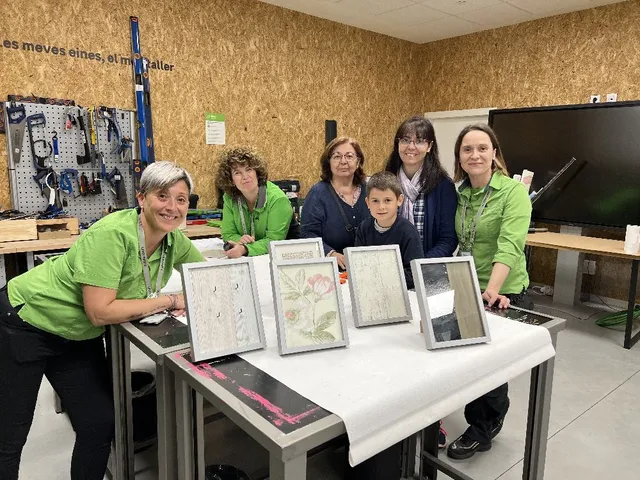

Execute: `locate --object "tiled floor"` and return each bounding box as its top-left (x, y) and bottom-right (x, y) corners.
top-left (15, 297), bottom-right (640, 479)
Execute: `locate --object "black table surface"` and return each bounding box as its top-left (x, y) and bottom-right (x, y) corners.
top-left (174, 351), bottom-right (333, 434)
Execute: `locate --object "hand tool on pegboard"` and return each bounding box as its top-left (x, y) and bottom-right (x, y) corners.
top-left (76, 108), bottom-right (92, 165)
top-left (26, 113), bottom-right (52, 171)
top-left (52, 132), bottom-right (60, 163)
top-left (105, 167), bottom-right (128, 208)
top-left (6, 102), bottom-right (27, 161)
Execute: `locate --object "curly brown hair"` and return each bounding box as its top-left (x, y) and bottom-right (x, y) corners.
top-left (215, 146), bottom-right (269, 198)
top-left (320, 137), bottom-right (366, 185)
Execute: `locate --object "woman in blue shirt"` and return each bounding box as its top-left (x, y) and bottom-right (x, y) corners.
top-left (300, 137), bottom-right (370, 269)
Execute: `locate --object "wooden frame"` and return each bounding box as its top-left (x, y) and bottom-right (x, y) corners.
top-left (181, 258), bottom-right (266, 362)
top-left (344, 245), bottom-right (412, 327)
top-left (269, 237), bottom-right (324, 263)
top-left (272, 257), bottom-right (349, 355)
top-left (411, 257), bottom-right (490, 349)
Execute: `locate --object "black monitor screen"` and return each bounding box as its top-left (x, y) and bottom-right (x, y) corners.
top-left (489, 101), bottom-right (640, 229)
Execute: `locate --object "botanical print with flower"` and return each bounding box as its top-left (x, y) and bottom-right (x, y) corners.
top-left (278, 264), bottom-right (344, 347)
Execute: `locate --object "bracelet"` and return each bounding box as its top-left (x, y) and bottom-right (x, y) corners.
top-left (167, 294), bottom-right (177, 311)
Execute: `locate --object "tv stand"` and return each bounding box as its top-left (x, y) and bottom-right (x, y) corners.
top-left (526, 230), bottom-right (640, 348)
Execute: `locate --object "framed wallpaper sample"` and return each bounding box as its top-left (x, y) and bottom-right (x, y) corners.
top-left (411, 256), bottom-right (490, 349)
top-left (181, 258), bottom-right (266, 362)
top-left (344, 245), bottom-right (411, 327)
top-left (269, 237), bottom-right (324, 263)
top-left (272, 257), bottom-right (349, 355)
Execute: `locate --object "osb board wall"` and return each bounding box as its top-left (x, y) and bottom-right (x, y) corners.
top-left (418, 0), bottom-right (640, 301)
top-left (0, 0), bottom-right (425, 211)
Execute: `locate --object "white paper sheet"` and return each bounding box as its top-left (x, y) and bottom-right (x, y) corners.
top-left (239, 256), bottom-right (556, 466)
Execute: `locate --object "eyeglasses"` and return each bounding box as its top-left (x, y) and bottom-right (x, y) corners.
top-left (398, 137), bottom-right (430, 147)
top-left (330, 153), bottom-right (358, 163)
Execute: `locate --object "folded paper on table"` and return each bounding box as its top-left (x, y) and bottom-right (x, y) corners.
top-left (240, 256), bottom-right (556, 466)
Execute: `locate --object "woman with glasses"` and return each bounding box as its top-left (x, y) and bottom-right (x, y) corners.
top-left (216, 146), bottom-right (293, 258)
top-left (300, 137), bottom-right (370, 269)
top-left (385, 116), bottom-right (458, 260)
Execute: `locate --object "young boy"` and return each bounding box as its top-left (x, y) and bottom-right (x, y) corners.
top-left (355, 171), bottom-right (423, 289)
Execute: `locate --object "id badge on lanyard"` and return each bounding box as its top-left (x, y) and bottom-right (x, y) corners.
top-left (460, 185), bottom-right (492, 258)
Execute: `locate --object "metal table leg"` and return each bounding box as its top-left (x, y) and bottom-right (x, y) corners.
top-left (107, 326), bottom-right (134, 480)
top-left (624, 259), bottom-right (639, 349)
top-left (195, 393), bottom-right (206, 478)
top-left (25, 251), bottom-right (34, 270)
top-left (269, 451), bottom-right (307, 480)
top-left (176, 378), bottom-right (195, 480)
top-left (522, 348), bottom-right (557, 479)
top-left (156, 363), bottom-right (177, 480)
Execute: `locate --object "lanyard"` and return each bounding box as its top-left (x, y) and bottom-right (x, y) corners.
top-left (138, 214), bottom-right (167, 298)
top-left (460, 185), bottom-right (493, 253)
top-left (237, 198), bottom-right (256, 238)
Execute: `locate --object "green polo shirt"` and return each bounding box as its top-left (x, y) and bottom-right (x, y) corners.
top-left (455, 173), bottom-right (532, 294)
top-left (8, 208), bottom-right (204, 341)
top-left (222, 181), bottom-right (293, 256)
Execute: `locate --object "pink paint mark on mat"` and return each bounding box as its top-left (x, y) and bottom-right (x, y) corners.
top-left (175, 353), bottom-right (228, 381)
top-left (238, 386), bottom-right (320, 425)
top-left (199, 363), bottom-right (228, 380)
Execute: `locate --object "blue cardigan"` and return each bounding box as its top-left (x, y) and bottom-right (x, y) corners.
top-left (415, 177), bottom-right (458, 258)
top-left (301, 181), bottom-right (371, 255)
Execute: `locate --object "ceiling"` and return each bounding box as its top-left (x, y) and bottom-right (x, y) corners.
top-left (258, 0), bottom-right (627, 43)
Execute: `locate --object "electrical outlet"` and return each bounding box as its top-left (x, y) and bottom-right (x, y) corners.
top-left (588, 260), bottom-right (596, 275)
top-left (606, 93), bottom-right (618, 102)
top-left (590, 94), bottom-right (601, 103)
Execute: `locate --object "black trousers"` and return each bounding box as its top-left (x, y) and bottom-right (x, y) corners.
top-left (0, 291), bottom-right (114, 480)
top-left (463, 291), bottom-right (534, 444)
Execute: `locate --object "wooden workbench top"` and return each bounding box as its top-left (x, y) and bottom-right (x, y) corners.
top-left (526, 231), bottom-right (640, 260)
top-left (0, 225), bottom-right (221, 255)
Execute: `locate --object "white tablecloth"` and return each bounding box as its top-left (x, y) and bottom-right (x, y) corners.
top-left (238, 256), bottom-right (556, 466)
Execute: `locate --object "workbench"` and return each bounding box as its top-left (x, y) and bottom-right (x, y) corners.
top-left (526, 232), bottom-right (640, 348)
top-left (0, 224), bottom-right (220, 283)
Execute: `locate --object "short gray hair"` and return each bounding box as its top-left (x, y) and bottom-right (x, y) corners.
top-left (139, 161), bottom-right (194, 195)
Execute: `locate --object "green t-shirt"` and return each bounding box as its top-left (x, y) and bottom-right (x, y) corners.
top-left (455, 173), bottom-right (532, 294)
top-left (8, 208), bottom-right (205, 341)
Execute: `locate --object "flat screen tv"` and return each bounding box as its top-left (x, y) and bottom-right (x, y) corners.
top-left (489, 101), bottom-right (640, 229)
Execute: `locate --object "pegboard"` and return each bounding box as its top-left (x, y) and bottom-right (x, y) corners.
top-left (4, 102), bottom-right (137, 223)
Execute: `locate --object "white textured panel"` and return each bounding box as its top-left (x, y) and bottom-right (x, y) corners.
top-left (408, 15), bottom-right (484, 43)
top-left (419, 0), bottom-right (504, 15)
top-left (375, 3), bottom-right (449, 26)
top-left (457, 2), bottom-right (535, 26)
top-left (339, 0), bottom-right (415, 16)
top-left (349, 249), bottom-right (407, 324)
top-left (505, 0), bottom-right (626, 16)
top-left (258, 0), bottom-right (628, 43)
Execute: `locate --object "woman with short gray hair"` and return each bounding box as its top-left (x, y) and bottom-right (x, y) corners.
top-left (0, 160), bottom-right (204, 479)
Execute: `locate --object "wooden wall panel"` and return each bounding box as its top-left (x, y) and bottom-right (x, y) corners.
top-left (419, 0), bottom-right (640, 301)
top-left (0, 0), bottom-right (426, 210)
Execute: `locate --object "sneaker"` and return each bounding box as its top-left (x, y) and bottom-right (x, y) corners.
top-left (446, 435), bottom-right (491, 460)
top-left (438, 422), bottom-right (447, 449)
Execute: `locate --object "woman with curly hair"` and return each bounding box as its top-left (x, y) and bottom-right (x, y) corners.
top-left (300, 137), bottom-right (370, 269)
top-left (216, 146), bottom-right (293, 258)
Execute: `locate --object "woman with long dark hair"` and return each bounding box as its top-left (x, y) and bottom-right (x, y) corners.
top-left (385, 116), bottom-right (457, 258)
